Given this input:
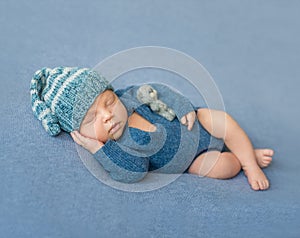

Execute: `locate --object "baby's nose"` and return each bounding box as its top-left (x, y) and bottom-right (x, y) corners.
top-left (102, 110), bottom-right (113, 122)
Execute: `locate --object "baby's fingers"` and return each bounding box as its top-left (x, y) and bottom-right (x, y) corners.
top-left (70, 131), bottom-right (84, 146)
top-left (186, 111), bottom-right (196, 130)
top-left (180, 116), bottom-right (187, 125)
top-left (71, 131), bottom-right (90, 147)
top-left (71, 131), bottom-right (103, 154)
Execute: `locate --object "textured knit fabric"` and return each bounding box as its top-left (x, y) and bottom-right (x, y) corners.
top-left (30, 67), bottom-right (113, 136)
top-left (94, 83), bottom-right (225, 183)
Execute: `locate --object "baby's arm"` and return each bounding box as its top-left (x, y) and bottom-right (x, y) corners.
top-left (148, 83), bottom-right (196, 130)
top-left (71, 131), bottom-right (149, 183)
top-left (94, 140), bottom-right (149, 183)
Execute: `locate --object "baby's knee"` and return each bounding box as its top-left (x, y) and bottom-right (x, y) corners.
top-left (221, 152), bottom-right (241, 179)
top-left (207, 152), bottom-right (241, 179)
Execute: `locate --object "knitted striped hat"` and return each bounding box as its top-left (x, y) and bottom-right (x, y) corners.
top-left (30, 67), bottom-right (113, 136)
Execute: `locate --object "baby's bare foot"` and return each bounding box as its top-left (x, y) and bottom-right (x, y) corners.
top-left (254, 149), bottom-right (274, 168)
top-left (244, 166), bottom-right (270, 190)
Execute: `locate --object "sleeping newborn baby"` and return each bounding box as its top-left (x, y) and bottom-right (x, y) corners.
top-left (30, 67), bottom-right (273, 190)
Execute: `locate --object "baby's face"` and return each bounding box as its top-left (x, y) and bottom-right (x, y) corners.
top-left (79, 90), bottom-right (128, 143)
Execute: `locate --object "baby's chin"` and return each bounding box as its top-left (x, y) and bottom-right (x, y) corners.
top-left (108, 132), bottom-right (121, 141)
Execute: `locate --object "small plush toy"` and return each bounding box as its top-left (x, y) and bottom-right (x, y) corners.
top-left (137, 85), bottom-right (176, 121)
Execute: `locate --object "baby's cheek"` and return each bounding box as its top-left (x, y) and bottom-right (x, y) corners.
top-left (115, 101), bottom-right (128, 121)
top-left (80, 125), bottom-right (96, 140)
top-left (94, 121), bottom-right (109, 142)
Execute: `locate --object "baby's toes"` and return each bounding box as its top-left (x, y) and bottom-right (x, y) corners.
top-left (250, 180), bottom-right (260, 191)
top-left (265, 156), bottom-right (273, 162)
top-left (258, 180), bottom-right (269, 190)
top-left (264, 149), bottom-right (274, 157)
top-left (262, 157), bottom-right (272, 167)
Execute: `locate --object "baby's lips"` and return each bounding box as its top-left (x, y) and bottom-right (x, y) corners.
top-left (109, 122), bottom-right (121, 135)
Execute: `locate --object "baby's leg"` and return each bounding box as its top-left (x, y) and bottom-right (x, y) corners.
top-left (188, 151), bottom-right (241, 179)
top-left (197, 108), bottom-right (270, 190)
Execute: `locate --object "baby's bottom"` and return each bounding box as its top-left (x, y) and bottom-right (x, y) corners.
top-left (188, 151), bottom-right (241, 179)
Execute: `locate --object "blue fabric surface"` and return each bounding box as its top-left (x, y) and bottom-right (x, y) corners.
top-left (1, 0), bottom-right (300, 237)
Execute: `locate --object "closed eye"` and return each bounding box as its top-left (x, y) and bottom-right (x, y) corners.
top-left (105, 95), bottom-right (117, 106)
top-left (84, 115), bottom-right (95, 124)
top-left (82, 108), bottom-right (96, 124)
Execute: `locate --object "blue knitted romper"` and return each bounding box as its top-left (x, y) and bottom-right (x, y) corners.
top-left (94, 83), bottom-right (226, 183)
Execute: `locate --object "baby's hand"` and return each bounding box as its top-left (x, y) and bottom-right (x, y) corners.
top-left (180, 111), bottom-right (196, 131)
top-left (70, 131), bottom-right (104, 154)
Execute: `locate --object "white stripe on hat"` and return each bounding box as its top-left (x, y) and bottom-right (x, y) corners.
top-left (32, 100), bottom-right (42, 111)
top-left (51, 68), bottom-right (88, 113)
top-left (42, 119), bottom-right (49, 132)
top-left (30, 89), bottom-right (38, 95)
top-left (44, 67), bottom-right (73, 103)
top-left (32, 100), bottom-right (50, 119)
top-left (38, 107), bottom-right (51, 120)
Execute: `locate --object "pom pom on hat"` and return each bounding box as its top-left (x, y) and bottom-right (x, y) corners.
top-left (30, 67), bottom-right (113, 136)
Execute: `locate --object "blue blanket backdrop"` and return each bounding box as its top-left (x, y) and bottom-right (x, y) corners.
top-left (1, 0), bottom-right (299, 237)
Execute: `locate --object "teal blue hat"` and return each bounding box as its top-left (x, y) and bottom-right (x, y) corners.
top-left (30, 67), bottom-right (113, 136)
